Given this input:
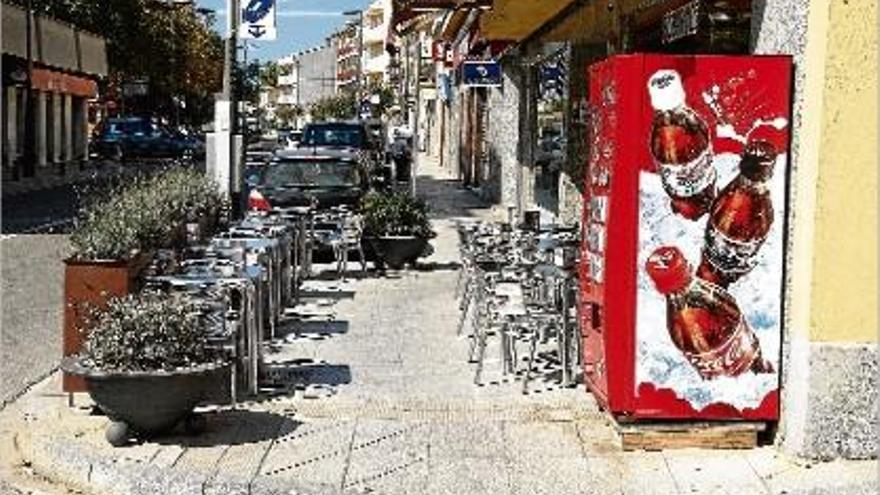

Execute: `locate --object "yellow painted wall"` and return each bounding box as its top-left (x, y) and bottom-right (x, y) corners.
top-left (809, 0), bottom-right (878, 342)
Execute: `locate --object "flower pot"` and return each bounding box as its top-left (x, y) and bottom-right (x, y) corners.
top-left (367, 236), bottom-right (429, 270)
top-left (63, 253), bottom-right (152, 393)
top-left (62, 358), bottom-right (227, 443)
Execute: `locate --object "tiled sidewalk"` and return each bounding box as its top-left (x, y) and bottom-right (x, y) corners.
top-left (0, 158), bottom-right (876, 495)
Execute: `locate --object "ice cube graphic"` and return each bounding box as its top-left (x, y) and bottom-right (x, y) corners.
top-left (635, 151), bottom-right (784, 411)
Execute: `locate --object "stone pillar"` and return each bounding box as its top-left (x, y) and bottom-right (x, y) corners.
top-left (488, 61), bottom-right (523, 210)
top-left (62, 93), bottom-right (73, 163)
top-left (35, 91), bottom-right (47, 167)
top-left (75, 97), bottom-right (88, 161)
top-left (769, 0), bottom-right (878, 460)
top-left (51, 92), bottom-right (62, 164)
top-left (5, 87), bottom-right (18, 168)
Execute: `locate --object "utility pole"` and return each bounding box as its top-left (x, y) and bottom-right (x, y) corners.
top-left (221, 0), bottom-right (242, 217)
top-left (411, 39), bottom-right (421, 197)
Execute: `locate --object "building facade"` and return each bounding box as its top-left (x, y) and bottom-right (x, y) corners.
top-left (1, 1), bottom-right (107, 187)
top-left (295, 43), bottom-right (338, 108)
top-left (332, 23), bottom-right (360, 94)
top-left (362, 0), bottom-right (393, 87)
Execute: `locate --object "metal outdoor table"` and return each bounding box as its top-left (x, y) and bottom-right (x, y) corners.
top-left (145, 265), bottom-right (262, 403)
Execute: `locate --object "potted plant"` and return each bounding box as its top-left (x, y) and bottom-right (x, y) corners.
top-left (361, 192), bottom-right (435, 270)
top-left (64, 169), bottom-right (224, 392)
top-left (62, 293), bottom-right (227, 446)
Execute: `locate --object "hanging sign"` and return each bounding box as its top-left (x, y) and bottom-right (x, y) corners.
top-left (240, 0), bottom-right (277, 40)
top-left (662, 0), bottom-right (700, 44)
top-left (461, 61), bottom-right (501, 87)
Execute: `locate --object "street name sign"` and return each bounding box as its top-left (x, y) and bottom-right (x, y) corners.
top-left (239, 0), bottom-right (277, 40)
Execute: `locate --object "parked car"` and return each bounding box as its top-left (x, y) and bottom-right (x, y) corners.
top-left (89, 117), bottom-right (203, 162)
top-left (245, 138), bottom-right (279, 166)
top-left (247, 148), bottom-right (368, 211)
top-left (299, 121), bottom-right (389, 189)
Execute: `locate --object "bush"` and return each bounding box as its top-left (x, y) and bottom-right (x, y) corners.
top-left (360, 191), bottom-right (434, 239)
top-left (80, 293), bottom-right (222, 373)
top-left (70, 168), bottom-right (225, 260)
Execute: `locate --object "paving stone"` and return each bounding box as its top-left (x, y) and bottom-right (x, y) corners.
top-left (150, 445), bottom-right (186, 469)
top-left (576, 418), bottom-right (621, 457)
top-left (663, 449), bottom-right (768, 494)
top-left (503, 422), bottom-right (582, 464)
top-left (429, 421), bottom-right (508, 460)
top-left (426, 458), bottom-right (511, 495)
top-left (257, 419), bottom-right (356, 491)
top-left (509, 455), bottom-right (597, 495)
top-left (207, 411), bottom-right (287, 487)
top-left (343, 420), bottom-right (430, 494)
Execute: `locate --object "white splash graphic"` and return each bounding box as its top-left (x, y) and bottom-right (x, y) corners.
top-left (703, 83), bottom-right (789, 143)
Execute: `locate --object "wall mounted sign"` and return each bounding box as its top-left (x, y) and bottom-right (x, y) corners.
top-left (461, 61), bottom-right (501, 87)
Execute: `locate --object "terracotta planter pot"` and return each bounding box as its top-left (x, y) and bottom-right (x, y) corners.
top-left (62, 253), bottom-right (152, 392)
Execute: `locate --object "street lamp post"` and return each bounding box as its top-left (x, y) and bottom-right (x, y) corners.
top-left (343, 10), bottom-right (363, 117)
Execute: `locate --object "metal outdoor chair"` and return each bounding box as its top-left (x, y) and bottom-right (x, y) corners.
top-left (330, 212), bottom-right (367, 280)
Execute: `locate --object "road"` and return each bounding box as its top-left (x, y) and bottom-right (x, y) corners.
top-left (1, 182), bottom-right (81, 235)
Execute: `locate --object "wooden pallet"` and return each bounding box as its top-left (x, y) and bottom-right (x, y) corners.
top-left (613, 419), bottom-right (767, 451)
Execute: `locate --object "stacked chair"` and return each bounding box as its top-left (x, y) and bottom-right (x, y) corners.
top-left (455, 220), bottom-right (581, 393)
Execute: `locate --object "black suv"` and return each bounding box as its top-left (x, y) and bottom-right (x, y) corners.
top-left (299, 121), bottom-right (390, 187)
top-left (247, 149), bottom-right (367, 211)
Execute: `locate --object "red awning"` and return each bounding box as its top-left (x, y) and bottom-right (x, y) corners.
top-left (31, 68), bottom-right (98, 98)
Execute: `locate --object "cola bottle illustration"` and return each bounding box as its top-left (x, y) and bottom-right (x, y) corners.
top-left (646, 246), bottom-right (773, 379)
top-left (648, 70), bottom-right (716, 220)
top-left (697, 140), bottom-right (777, 287)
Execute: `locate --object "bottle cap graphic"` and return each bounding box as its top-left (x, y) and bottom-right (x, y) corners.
top-left (741, 139), bottom-right (777, 180)
top-left (648, 70), bottom-right (686, 111)
top-left (646, 246), bottom-right (692, 294)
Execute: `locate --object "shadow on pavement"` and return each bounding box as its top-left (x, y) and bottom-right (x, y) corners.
top-left (274, 319), bottom-right (350, 340)
top-left (416, 175), bottom-right (492, 220)
top-left (154, 409), bottom-right (301, 447)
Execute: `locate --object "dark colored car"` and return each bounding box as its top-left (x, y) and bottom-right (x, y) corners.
top-left (90, 117), bottom-right (203, 162)
top-left (247, 149), bottom-right (367, 211)
top-left (299, 121), bottom-right (369, 150)
top-left (299, 121), bottom-right (389, 189)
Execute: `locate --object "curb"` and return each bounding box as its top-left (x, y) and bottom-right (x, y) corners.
top-left (28, 434), bottom-right (338, 495)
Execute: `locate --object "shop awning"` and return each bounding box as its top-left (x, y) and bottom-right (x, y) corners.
top-left (477, 0), bottom-right (578, 42)
top-left (391, 0), bottom-right (492, 34)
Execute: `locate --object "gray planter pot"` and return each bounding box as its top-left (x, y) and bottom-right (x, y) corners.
top-left (62, 358), bottom-right (227, 444)
top-left (367, 236), bottom-right (429, 270)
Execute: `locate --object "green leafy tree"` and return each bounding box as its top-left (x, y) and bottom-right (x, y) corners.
top-left (275, 105), bottom-right (302, 128)
top-left (310, 93), bottom-right (357, 121)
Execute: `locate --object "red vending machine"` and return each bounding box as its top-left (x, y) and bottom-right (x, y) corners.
top-left (578, 54), bottom-right (792, 421)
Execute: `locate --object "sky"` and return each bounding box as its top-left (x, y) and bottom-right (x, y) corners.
top-left (198, 0), bottom-right (373, 62)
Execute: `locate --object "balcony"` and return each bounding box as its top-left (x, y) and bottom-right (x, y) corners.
top-left (364, 53), bottom-right (389, 76)
top-left (363, 24), bottom-right (386, 44)
top-left (278, 74), bottom-right (298, 86)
